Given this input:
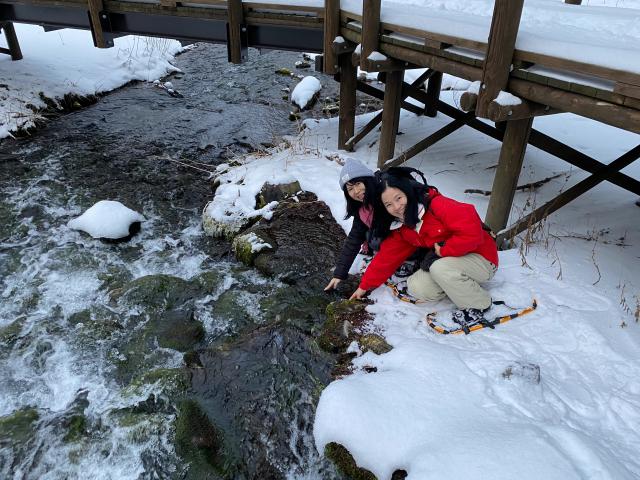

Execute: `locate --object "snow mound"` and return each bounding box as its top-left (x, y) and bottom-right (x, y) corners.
top-left (68, 200), bottom-right (145, 239)
top-left (291, 76), bottom-right (322, 110)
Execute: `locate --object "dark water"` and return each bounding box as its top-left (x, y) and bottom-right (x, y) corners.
top-left (0, 44), bottom-right (370, 479)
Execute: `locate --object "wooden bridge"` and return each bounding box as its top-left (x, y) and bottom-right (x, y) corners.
top-left (2, 0), bottom-right (639, 245)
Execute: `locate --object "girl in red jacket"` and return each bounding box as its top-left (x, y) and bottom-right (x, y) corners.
top-left (350, 169), bottom-right (498, 320)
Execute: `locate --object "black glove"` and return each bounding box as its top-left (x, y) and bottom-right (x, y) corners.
top-left (420, 251), bottom-right (440, 272)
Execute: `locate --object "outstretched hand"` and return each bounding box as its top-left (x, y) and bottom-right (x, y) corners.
top-left (434, 242), bottom-right (442, 256)
top-left (349, 288), bottom-right (367, 300)
top-left (324, 278), bottom-right (342, 291)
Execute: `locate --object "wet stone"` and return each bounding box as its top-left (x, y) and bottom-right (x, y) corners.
top-left (189, 323), bottom-right (334, 479)
top-left (255, 181), bottom-right (301, 209)
top-left (245, 192), bottom-right (345, 286)
top-left (174, 399), bottom-right (231, 479)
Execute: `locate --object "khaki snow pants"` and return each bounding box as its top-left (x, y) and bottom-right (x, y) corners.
top-left (406, 253), bottom-right (497, 310)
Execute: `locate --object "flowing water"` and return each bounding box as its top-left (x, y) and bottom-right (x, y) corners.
top-left (0, 44), bottom-right (370, 479)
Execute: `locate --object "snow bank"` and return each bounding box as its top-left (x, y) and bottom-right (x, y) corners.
top-left (0, 24), bottom-right (182, 138)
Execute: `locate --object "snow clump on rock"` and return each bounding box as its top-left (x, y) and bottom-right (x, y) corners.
top-left (68, 200), bottom-right (145, 239)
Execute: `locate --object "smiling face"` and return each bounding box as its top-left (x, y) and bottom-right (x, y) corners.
top-left (381, 186), bottom-right (407, 221)
top-left (345, 181), bottom-right (366, 202)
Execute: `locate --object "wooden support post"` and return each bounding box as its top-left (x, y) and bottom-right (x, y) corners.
top-left (87, 0), bottom-right (111, 48)
top-left (424, 71), bottom-right (442, 117)
top-left (378, 69), bottom-right (404, 167)
top-left (323, 0), bottom-right (340, 74)
top-left (1, 22), bottom-right (22, 60)
top-left (476, 0), bottom-right (525, 119)
top-left (345, 70), bottom-right (432, 151)
top-left (485, 117), bottom-right (533, 232)
top-left (498, 144), bottom-right (640, 243)
top-left (338, 53), bottom-right (357, 150)
top-left (360, 0), bottom-right (381, 70)
top-left (227, 0), bottom-right (246, 64)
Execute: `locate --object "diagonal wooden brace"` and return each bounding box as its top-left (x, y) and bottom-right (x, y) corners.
top-left (497, 144), bottom-right (640, 244)
top-left (0, 22), bottom-right (23, 60)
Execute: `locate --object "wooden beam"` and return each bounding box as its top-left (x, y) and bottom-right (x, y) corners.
top-left (332, 37), bottom-right (355, 56)
top-left (323, 0), bottom-right (339, 74)
top-left (338, 52), bottom-right (357, 150)
top-left (378, 69), bottom-right (404, 167)
top-left (476, 0), bottom-right (525, 119)
top-left (564, 1), bottom-right (582, 5)
top-left (460, 91), bottom-right (478, 112)
top-left (508, 78), bottom-right (640, 135)
top-left (486, 98), bottom-right (558, 122)
top-left (227, 0), bottom-right (246, 64)
top-left (424, 71), bottom-right (443, 117)
top-left (360, 0), bottom-right (381, 71)
top-left (485, 117), bottom-right (533, 232)
top-left (498, 144), bottom-right (640, 243)
top-left (614, 82), bottom-right (640, 101)
top-left (1, 22), bottom-right (22, 60)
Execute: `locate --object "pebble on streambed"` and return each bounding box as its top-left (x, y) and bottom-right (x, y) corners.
top-left (67, 200), bottom-right (145, 240)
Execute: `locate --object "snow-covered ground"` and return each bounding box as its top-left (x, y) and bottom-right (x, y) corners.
top-left (0, 24), bottom-right (182, 138)
top-left (2, 10), bottom-right (640, 480)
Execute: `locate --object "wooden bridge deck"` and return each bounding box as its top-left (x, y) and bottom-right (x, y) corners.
top-left (1, 0), bottom-right (639, 241)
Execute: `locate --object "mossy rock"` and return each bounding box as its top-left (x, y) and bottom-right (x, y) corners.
top-left (119, 274), bottom-right (195, 310)
top-left (67, 307), bottom-right (123, 341)
top-left (190, 270), bottom-right (224, 293)
top-left (318, 300), bottom-right (371, 353)
top-left (255, 181), bottom-right (301, 209)
top-left (127, 368), bottom-right (191, 397)
top-left (0, 407), bottom-right (39, 445)
top-left (325, 442), bottom-right (377, 480)
top-left (202, 210), bottom-right (258, 240)
top-left (0, 316), bottom-right (26, 347)
top-left (359, 334), bottom-right (392, 355)
top-left (231, 232), bottom-right (274, 266)
top-left (62, 414), bottom-right (87, 443)
top-left (148, 309), bottom-right (205, 352)
top-left (175, 400), bottom-right (233, 479)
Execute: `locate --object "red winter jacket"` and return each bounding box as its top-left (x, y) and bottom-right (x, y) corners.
top-left (359, 189), bottom-right (499, 291)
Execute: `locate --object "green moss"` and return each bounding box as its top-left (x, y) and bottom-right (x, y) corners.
top-left (120, 274), bottom-right (193, 310)
top-left (325, 442), bottom-right (377, 480)
top-left (128, 368), bottom-right (190, 395)
top-left (318, 300), bottom-right (366, 353)
top-left (63, 414), bottom-right (87, 443)
top-left (359, 334), bottom-right (392, 355)
top-left (231, 232), bottom-right (273, 267)
top-left (0, 407), bottom-right (39, 444)
top-left (0, 317), bottom-right (26, 346)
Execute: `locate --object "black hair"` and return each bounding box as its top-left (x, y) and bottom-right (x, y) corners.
top-left (372, 167), bottom-right (433, 238)
top-left (343, 175), bottom-right (378, 219)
